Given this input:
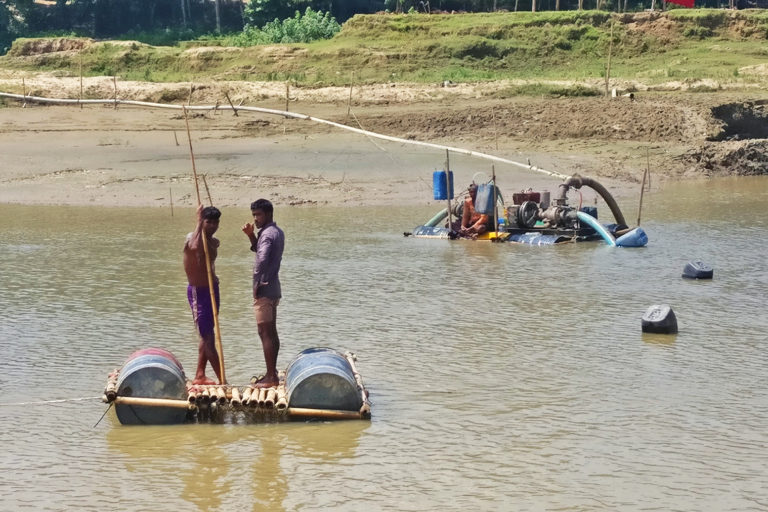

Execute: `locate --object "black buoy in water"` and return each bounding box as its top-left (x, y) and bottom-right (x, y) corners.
top-left (682, 260), bottom-right (713, 280)
top-left (641, 304), bottom-right (678, 334)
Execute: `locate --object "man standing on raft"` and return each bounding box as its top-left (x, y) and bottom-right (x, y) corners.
top-left (184, 204), bottom-right (223, 385)
top-left (242, 199), bottom-right (285, 389)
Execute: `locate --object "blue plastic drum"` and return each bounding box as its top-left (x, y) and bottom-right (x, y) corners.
top-left (433, 170), bottom-right (454, 201)
top-left (115, 348), bottom-right (188, 425)
top-left (285, 348), bottom-right (362, 412)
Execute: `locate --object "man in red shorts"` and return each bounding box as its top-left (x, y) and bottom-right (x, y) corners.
top-left (183, 204), bottom-right (223, 385)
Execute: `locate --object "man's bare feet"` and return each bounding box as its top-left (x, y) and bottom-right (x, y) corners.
top-left (254, 378), bottom-right (278, 389)
top-left (192, 376), bottom-right (217, 385)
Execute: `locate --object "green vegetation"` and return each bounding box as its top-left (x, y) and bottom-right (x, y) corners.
top-left (2, 10), bottom-right (768, 89)
top-left (221, 8), bottom-right (341, 46)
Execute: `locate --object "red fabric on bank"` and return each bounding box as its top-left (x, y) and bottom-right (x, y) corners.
top-left (666, 0), bottom-right (695, 7)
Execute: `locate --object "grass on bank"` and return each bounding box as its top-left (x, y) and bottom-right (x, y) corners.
top-left (2, 9), bottom-right (768, 90)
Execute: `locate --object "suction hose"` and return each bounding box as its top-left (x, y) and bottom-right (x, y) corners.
top-left (555, 174), bottom-right (627, 227)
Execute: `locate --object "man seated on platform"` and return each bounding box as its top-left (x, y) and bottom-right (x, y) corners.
top-left (183, 204), bottom-right (223, 385)
top-left (459, 183), bottom-right (491, 238)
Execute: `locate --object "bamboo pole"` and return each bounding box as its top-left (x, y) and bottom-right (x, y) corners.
top-left (113, 76), bottom-right (118, 109)
top-left (169, 186), bottom-right (174, 217)
top-left (346, 82), bottom-right (353, 124)
top-left (104, 370), bottom-right (119, 402)
top-left (114, 396), bottom-right (195, 410)
top-left (445, 150), bottom-right (453, 231)
top-left (492, 165), bottom-right (498, 239)
top-left (287, 408), bottom-right (364, 420)
top-left (21, 78), bottom-right (26, 108)
top-left (637, 167), bottom-right (648, 227)
top-left (202, 174), bottom-right (213, 205)
top-left (344, 351), bottom-right (371, 417)
top-left (231, 386), bottom-right (241, 406)
top-left (188, 388), bottom-right (197, 403)
top-left (242, 386), bottom-right (253, 405)
top-left (200, 387), bottom-right (211, 403)
top-left (257, 387), bottom-right (267, 407)
top-left (0, 92), bottom-right (570, 180)
top-left (182, 105), bottom-right (226, 384)
top-left (188, 82), bottom-right (193, 106)
top-left (216, 386), bottom-right (227, 404)
top-left (275, 387), bottom-right (288, 410)
top-left (265, 388), bottom-right (276, 408)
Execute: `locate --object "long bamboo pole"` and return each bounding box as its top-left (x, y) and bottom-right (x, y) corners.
top-left (114, 396), bottom-right (196, 410)
top-left (182, 105), bottom-right (226, 384)
top-left (287, 408), bottom-right (365, 420)
top-left (0, 92), bottom-right (570, 181)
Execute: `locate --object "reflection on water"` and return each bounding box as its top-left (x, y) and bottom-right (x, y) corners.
top-left (1, 176), bottom-right (768, 510)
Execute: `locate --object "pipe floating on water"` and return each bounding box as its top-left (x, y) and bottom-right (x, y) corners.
top-left (575, 211), bottom-right (616, 247)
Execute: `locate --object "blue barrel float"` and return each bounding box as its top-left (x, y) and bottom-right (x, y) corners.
top-left (285, 348), bottom-right (363, 412)
top-left (433, 170), bottom-right (454, 201)
top-left (115, 348), bottom-right (188, 425)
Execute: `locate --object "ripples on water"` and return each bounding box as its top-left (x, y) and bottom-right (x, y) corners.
top-left (1, 177), bottom-right (767, 511)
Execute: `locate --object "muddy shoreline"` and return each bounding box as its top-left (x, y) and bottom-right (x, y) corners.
top-left (1, 79), bottom-right (767, 208)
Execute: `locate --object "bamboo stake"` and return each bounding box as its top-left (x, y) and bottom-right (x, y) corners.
top-left (344, 352), bottom-right (371, 416)
top-left (0, 92), bottom-right (570, 180)
top-left (79, 56), bottom-right (83, 109)
top-left (113, 76), bottom-right (118, 109)
top-left (287, 408), bottom-right (364, 420)
top-left (169, 187), bottom-right (174, 217)
top-left (224, 91), bottom-right (239, 117)
top-left (200, 387), bottom-right (211, 404)
top-left (492, 165), bottom-right (498, 239)
top-left (114, 396), bottom-right (195, 410)
top-left (188, 388), bottom-right (197, 403)
top-left (173, 131), bottom-right (179, 146)
top-left (216, 386), bottom-right (227, 404)
top-left (21, 78), bottom-right (26, 108)
top-left (285, 82), bottom-right (290, 112)
top-left (605, 20), bottom-right (614, 98)
top-left (637, 168), bottom-right (648, 227)
top-left (188, 82), bottom-right (193, 106)
top-left (182, 105), bottom-right (226, 384)
top-left (445, 150), bottom-right (453, 231)
top-left (346, 82), bottom-right (353, 124)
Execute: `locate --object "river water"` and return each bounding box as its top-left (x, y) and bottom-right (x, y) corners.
top-left (1, 176), bottom-right (767, 511)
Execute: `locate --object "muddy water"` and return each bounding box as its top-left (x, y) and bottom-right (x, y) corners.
top-left (1, 177), bottom-right (767, 511)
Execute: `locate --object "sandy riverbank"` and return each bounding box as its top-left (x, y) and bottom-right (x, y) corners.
top-left (1, 78), bottom-right (767, 208)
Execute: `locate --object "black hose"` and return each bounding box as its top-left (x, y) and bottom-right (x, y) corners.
top-left (556, 174), bottom-right (627, 227)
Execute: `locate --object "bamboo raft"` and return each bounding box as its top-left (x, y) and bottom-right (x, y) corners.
top-left (103, 350), bottom-right (371, 424)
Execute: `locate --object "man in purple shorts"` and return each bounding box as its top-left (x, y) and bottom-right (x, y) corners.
top-left (183, 204), bottom-right (223, 385)
top-left (242, 198), bottom-right (285, 389)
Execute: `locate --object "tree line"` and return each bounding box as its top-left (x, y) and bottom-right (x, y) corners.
top-left (1, 0), bottom-right (762, 54)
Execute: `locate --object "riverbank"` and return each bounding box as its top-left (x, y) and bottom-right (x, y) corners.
top-left (1, 79), bottom-right (767, 208)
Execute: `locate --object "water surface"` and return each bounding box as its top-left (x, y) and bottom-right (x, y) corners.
top-left (1, 177), bottom-right (767, 511)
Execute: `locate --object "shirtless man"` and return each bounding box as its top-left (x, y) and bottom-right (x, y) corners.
top-left (460, 183), bottom-right (490, 237)
top-left (183, 204), bottom-right (223, 385)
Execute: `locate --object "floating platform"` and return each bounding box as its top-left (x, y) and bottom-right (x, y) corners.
top-left (103, 347), bottom-right (371, 425)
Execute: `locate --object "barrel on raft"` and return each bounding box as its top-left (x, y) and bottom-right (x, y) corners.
top-left (115, 348), bottom-right (189, 425)
top-left (285, 348), bottom-right (363, 412)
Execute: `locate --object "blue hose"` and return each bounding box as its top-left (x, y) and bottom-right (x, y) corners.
top-left (576, 210), bottom-right (616, 247)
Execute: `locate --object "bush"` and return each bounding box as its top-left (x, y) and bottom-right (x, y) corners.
top-left (229, 7), bottom-right (340, 46)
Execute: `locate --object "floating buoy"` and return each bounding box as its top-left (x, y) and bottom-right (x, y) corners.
top-left (641, 304), bottom-right (678, 334)
top-left (682, 261), bottom-right (713, 279)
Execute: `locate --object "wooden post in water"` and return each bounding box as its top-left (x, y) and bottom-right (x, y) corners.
top-left (605, 20), bottom-right (614, 98)
top-left (182, 106), bottom-right (227, 384)
top-left (445, 149), bottom-right (453, 232)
